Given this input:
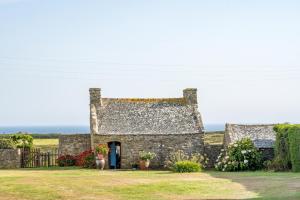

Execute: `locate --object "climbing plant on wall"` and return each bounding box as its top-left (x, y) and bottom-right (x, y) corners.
top-left (273, 124), bottom-right (300, 172)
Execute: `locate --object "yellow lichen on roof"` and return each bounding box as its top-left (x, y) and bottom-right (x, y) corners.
top-left (102, 98), bottom-right (187, 104)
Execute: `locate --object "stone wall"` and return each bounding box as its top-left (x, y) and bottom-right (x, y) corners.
top-left (204, 144), bottom-right (224, 168)
top-left (0, 149), bottom-right (21, 168)
top-left (93, 133), bottom-right (204, 169)
top-left (225, 124), bottom-right (276, 148)
top-left (58, 134), bottom-right (91, 156)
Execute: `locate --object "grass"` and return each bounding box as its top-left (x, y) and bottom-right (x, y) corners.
top-left (33, 139), bottom-right (58, 152)
top-left (204, 131), bottom-right (224, 145)
top-left (0, 168), bottom-right (299, 200)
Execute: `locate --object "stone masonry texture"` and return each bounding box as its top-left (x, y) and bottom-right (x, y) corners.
top-left (0, 149), bottom-right (21, 169)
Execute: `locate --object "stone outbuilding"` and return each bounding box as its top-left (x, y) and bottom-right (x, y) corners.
top-left (90, 88), bottom-right (204, 169)
top-left (59, 88), bottom-right (205, 169)
top-left (224, 124), bottom-right (277, 160)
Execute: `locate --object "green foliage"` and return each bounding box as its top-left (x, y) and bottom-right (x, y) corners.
top-left (164, 150), bottom-right (209, 169)
top-left (83, 153), bottom-right (96, 168)
top-left (215, 138), bottom-right (262, 171)
top-left (95, 144), bottom-right (109, 156)
top-left (273, 124), bottom-right (291, 170)
top-left (287, 126), bottom-right (300, 172)
top-left (273, 124), bottom-right (300, 172)
top-left (10, 133), bottom-right (33, 149)
top-left (173, 161), bottom-right (201, 173)
top-left (0, 138), bottom-right (16, 149)
top-left (139, 151), bottom-right (156, 161)
top-left (57, 155), bottom-right (76, 167)
top-left (0, 133), bottom-right (61, 139)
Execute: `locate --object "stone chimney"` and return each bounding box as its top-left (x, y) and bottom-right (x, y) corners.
top-left (89, 88), bottom-right (101, 145)
top-left (183, 88), bottom-right (198, 105)
top-left (89, 88), bottom-right (101, 105)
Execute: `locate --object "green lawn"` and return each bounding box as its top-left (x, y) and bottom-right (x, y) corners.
top-left (0, 168), bottom-right (299, 200)
top-left (33, 139), bottom-right (58, 152)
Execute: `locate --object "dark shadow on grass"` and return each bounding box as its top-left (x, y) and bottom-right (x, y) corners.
top-left (205, 170), bottom-right (300, 200)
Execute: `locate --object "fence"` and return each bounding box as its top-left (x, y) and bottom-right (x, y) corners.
top-left (21, 148), bottom-right (59, 168)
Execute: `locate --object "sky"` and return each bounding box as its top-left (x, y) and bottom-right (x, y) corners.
top-left (0, 0), bottom-right (299, 126)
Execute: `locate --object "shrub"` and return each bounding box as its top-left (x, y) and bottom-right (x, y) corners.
top-left (164, 150), bottom-right (208, 170)
top-left (57, 155), bottom-right (76, 167)
top-left (273, 124), bottom-right (300, 172)
top-left (75, 149), bottom-right (96, 168)
top-left (215, 138), bottom-right (262, 171)
top-left (139, 151), bottom-right (156, 161)
top-left (288, 126), bottom-right (300, 172)
top-left (95, 144), bottom-right (109, 156)
top-left (0, 138), bottom-right (16, 149)
top-left (173, 161), bottom-right (201, 173)
top-left (10, 133), bottom-right (33, 149)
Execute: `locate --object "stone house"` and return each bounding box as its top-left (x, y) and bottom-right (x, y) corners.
top-left (59, 88), bottom-right (205, 169)
top-left (224, 124), bottom-right (276, 160)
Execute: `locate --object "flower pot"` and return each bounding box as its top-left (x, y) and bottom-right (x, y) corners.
top-left (145, 159), bottom-right (150, 168)
top-left (139, 160), bottom-right (146, 170)
top-left (99, 159), bottom-right (105, 170)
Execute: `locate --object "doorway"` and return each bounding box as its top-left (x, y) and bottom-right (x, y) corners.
top-left (108, 141), bottom-right (121, 169)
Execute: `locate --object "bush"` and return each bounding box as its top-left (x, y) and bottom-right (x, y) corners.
top-left (0, 138), bottom-right (16, 149)
top-left (273, 124), bottom-right (300, 172)
top-left (75, 149), bottom-right (96, 168)
top-left (173, 161), bottom-right (201, 173)
top-left (164, 150), bottom-right (208, 170)
top-left (215, 138), bottom-right (262, 171)
top-left (288, 126), bottom-right (300, 172)
top-left (57, 155), bottom-right (76, 167)
top-left (139, 151), bottom-right (156, 161)
top-left (95, 144), bottom-right (109, 156)
top-left (10, 133), bottom-right (33, 149)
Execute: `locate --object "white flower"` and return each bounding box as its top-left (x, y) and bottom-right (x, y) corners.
top-left (244, 160), bottom-right (248, 164)
top-left (248, 150), bottom-right (252, 152)
top-left (241, 150), bottom-right (246, 154)
top-left (221, 149), bottom-right (225, 152)
top-left (234, 144), bottom-right (238, 147)
top-left (222, 168), bottom-right (225, 171)
top-left (225, 156), bottom-right (229, 160)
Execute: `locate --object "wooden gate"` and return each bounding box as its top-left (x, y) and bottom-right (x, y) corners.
top-left (21, 148), bottom-right (59, 168)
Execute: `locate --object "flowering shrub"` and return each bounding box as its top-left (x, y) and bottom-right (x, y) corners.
top-left (139, 151), bottom-right (156, 161)
top-left (164, 150), bottom-right (208, 170)
top-left (215, 138), bottom-right (262, 171)
top-left (57, 155), bottom-right (76, 167)
top-left (173, 161), bottom-right (201, 173)
top-left (95, 144), bottom-right (109, 156)
top-left (75, 149), bottom-right (95, 168)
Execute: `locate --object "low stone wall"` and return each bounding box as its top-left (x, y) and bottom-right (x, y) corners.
top-left (0, 149), bottom-right (21, 169)
top-left (59, 134), bottom-right (91, 156)
top-left (204, 144), bottom-right (223, 168)
top-left (93, 133), bottom-right (204, 169)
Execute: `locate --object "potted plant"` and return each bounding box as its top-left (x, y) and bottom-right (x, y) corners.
top-left (139, 151), bottom-right (156, 170)
top-left (95, 144), bottom-right (109, 170)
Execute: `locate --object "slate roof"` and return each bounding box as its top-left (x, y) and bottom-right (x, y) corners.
top-left (97, 98), bottom-right (204, 134)
top-left (224, 124), bottom-right (276, 148)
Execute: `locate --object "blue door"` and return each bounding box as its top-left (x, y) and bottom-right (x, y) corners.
top-left (109, 142), bottom-right (117, 169)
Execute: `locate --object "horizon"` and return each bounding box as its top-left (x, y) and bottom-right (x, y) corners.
top-left (0, 0), bottom-right (300, 126)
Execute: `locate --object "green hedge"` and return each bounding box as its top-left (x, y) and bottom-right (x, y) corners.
top-left (0, 138), bottom-right (16, 149)
top-left (273, 124), bottom-right (300, 172)
top-left (287, 126), bottom-right (300, 172)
